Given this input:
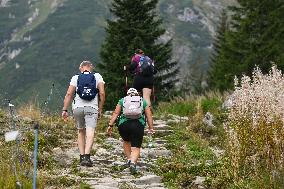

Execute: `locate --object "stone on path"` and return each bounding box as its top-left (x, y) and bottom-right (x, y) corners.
top-left (134, 175), bottom-right (162, 185)
top-left (50, 118), bottom-right (175, 189)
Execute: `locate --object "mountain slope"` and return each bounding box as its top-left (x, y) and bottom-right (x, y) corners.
top-left (0, 0), bottom-right (110, 107)
top-left (0, 0), bottom-right (235, 107)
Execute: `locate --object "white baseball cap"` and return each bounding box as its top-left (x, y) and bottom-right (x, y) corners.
top-left (127, 88), bottom-right (139, 95)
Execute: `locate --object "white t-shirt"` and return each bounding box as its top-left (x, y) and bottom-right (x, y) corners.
top-left (70, 73), bottom-right (105, 110)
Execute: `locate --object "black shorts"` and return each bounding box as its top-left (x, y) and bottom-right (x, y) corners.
top-left (118, 119), bottom-right (144, 148)
top-left (133, 74), bottom-right (153, 93)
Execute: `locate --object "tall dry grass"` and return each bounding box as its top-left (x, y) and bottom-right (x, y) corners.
top-left (225, 65), bottom-right (284, 184)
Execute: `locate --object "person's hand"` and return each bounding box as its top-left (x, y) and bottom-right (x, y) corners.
top-left (107, 125), bottom-right (113, 137)
top-left (147, 128), bottom-right (155, 135)
top-left (62, 110), bottom-right (68, 122)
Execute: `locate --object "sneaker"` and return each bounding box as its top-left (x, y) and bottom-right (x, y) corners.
top-left (80, 154), bottom-right (87, 166)
top-left (129, 162), bottom-right (137, 175)
top-left (127, 160), bottom-right (131, 167)
top-left (120, 159), bottom-right (131, 170)
top-left (84, 154), bottom-right (93, 167)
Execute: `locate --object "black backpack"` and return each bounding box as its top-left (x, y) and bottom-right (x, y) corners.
top-left (76, 71), bottom-right (97, 101)
top-left (138, 55), bottom-right (155, 76)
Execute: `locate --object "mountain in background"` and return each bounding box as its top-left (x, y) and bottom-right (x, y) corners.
top-left (0, 0), bottom-right (235, 109)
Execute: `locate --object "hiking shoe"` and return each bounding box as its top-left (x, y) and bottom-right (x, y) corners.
top-left (120, 160), bottom-right (131, 170)
top-left (80, 154), bottom-right (87, 166)
top-left (84, 154), bottom-right (93, 167)
top-left (127, 160), bottom-right (131, 167)
top-left (129, 162), bottom-right (137, 175)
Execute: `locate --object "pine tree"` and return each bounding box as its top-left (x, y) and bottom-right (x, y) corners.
top-left (228, 1), bottom-right (267, 74)
top-left (98, 0), bottom-right (179, 109)
top-left (208, 0), bottom-right (284, 91)
top-left (259, 1), bottom-right (284, 68)
top-left (207, 10), bottom-right (233, 91)
top-left (181, 55), bottom-right (207, 95)
top-left (209, 10), bottom-right (228, 67)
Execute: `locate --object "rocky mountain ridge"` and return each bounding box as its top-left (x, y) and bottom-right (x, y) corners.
top-left (0, 0), bottom-right (235, 104)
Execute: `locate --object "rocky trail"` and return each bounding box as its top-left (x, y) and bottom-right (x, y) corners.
top-left (49, 116), bottom-right (186, 189)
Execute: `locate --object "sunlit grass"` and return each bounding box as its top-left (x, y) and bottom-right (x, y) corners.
top-left (154, 120), bottom-right (221, 188)
top-left (155, 91), bottom-right (224, 117)
top-left (2, 75), bottom-right (283, 188)
top-left (0, 102), bottom-right (114, 188)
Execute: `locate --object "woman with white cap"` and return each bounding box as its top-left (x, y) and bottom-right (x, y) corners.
top-left (107, 88), bottom-right (154, 174)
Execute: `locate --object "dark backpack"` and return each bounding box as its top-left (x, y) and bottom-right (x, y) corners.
top-left (76, 71), bottom-right (97, 101)
top-left (138, 55), bottom-right (155, 76)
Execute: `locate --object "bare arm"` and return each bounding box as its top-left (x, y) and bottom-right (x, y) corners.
top-left (107, 104), bottom-right (121, 136)
top-left (97, 82), bottom-right (105, 118)
top-left (62, 85), bottom-right (76, 119)
top-left (108, 104), bottom-right (121, 126)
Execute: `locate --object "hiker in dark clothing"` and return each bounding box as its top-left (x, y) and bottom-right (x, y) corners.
top-left (129, 49), bottom-right (157, 108)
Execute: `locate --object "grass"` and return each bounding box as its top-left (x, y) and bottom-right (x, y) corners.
top-left (0, 104), bottom-right (77, 188)
top-left (153, 90), bottom-right (284, 189)
top-left (0, 103), bottom-right (118, 188)
top-left (155, 91), bottom-right (223, 117)
top-left (0, 145), bottom-right (33, 189)
top-left (1, 89), bottom-right (283, 188)
top-left (154, 119), bottom-right (222, 188)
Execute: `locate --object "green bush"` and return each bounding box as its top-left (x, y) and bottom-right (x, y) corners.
top-left (201, 98), bottom-right (222, 113)
top-left (156, 98), bottom-right (196, 117)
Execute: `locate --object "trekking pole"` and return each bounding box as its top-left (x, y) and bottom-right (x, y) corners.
top-left (124, 65), bottom-right (128, 95)
top-left (32, 123), bottom-right (39, 189)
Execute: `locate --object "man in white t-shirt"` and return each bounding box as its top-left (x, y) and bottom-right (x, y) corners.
top-left (62, 60), bottom-right (105, 167)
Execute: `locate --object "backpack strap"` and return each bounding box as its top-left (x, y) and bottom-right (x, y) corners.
top-left (77, 71), bottom-right (96, 83)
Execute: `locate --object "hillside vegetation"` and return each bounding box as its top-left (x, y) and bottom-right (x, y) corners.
top-left (0, 0), bottom-right (235, 105)
top-left (0, 0), bottom-right (110, 106)
top-left (1, 66), bottom-right (283, 189)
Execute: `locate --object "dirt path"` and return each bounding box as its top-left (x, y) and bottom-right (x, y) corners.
top-left (49, 117), bottom-right (178, 189)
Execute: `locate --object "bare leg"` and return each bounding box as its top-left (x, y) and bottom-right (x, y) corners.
top-left (123, 141), bottom-right (131, 160)
top-left (130, 147), bottom-right (141, 163)
top-left (85, 127), bottom-right (95, 154)
top-left (142, 88), bottom-right (152, 107)
top-left (78, 129), bottom-right (86, 155)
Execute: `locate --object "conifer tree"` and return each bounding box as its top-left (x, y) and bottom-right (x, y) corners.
top-left (207, 10), bottom-right (231, 91)
top-left (259, 1), bottom-right (284, 67)
top-left (98, 0), bottom-right (178, 109)
top-left (208, 0), bottom-right (284, 91)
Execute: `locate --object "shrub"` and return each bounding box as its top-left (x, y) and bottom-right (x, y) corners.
top-left (155, 91), bottom-right (223, 117)
top-left (224, 65), bottom-right (284, 186)
top-left (156, 98), bottom-right (196, 117)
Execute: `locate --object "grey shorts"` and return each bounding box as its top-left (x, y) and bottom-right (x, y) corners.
top-left (73, 107), bottom-right (98, 129)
